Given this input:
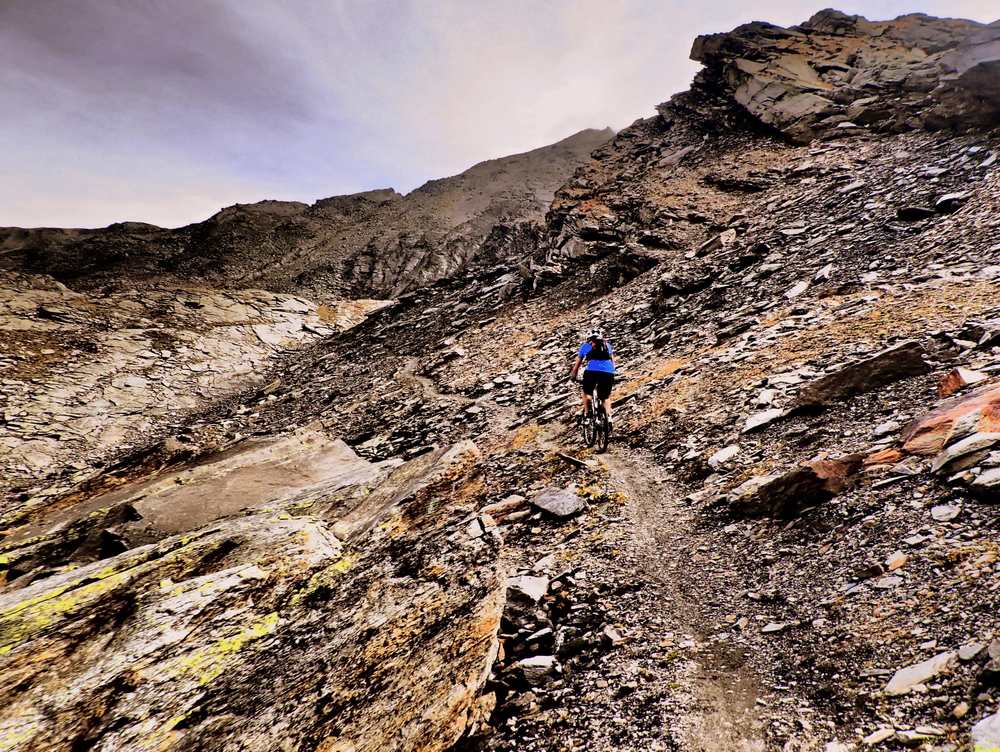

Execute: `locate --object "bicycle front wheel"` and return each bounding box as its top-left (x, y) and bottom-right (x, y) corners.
top-left (583, 407), bottom-right (596, 447)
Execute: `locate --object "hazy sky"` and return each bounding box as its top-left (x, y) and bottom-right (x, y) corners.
top-left (1, 1), bottom-right (997, 228)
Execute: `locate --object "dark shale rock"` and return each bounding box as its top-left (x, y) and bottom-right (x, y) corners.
top-left (796, 341), bottom-right (930, 407)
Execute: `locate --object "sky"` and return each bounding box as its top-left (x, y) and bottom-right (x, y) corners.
top-left (1, 0), bottom-right (997, 229)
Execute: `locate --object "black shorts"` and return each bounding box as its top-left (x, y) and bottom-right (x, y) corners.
top-left (581, 370), bottom-right (614, 400)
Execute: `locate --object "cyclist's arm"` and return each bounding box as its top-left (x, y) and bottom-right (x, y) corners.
top-left (570, 355), bottom-right (583, 380)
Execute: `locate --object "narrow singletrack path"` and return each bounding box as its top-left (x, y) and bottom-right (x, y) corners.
top-left (600, 447), bottom-right (770, 751)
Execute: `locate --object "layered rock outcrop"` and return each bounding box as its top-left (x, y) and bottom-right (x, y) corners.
top-left (691, 10), bottom-right (1000, 143)
top-left (1, 435), bottom-right (503, 752)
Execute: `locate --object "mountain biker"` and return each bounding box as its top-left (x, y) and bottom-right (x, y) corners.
top-left (569, 328), bottom-right (615, 430)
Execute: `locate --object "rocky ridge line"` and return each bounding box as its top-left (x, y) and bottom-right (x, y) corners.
top-left (0, 128), bottom-right (612, 299)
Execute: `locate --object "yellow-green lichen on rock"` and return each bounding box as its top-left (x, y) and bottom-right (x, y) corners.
top-left (0, 441), bottom-right (503, 752)
top-left (173, 612), bottom-right (280, 686)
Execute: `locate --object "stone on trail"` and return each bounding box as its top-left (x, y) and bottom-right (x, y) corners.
top-left (507, 575), bottom-right (550, 604)
top-left (959, 641), bottom-right (986, 662)
top-left (742, 408), bottom-right (786, 433)
top-left (708, 444), bottom-right (740, 468)
top-left (516, 655), bottom-right (558, 685)
top-left (930, 432), bottom-right (1000, 474)
top-left (873, 420), bottom-right (901, 438)
top-left (872, 575), bottom-right (903, 589)
top-left (785, 280), bottom-right (809, 299)
top-left (862, 727), bottom-right (895, 745)
top-left (972, 467), bottom-right (1000, 498)
top-left (884, 651), bottom-right (956, 695)
top-left (935, 191), bottom-right (969, 213)
top-left (885, 551), bottom-right (908, 571)
top-left (931, 503), bottom-right (962, 522)
top-left (529, 486), bottom-right (585, 518)
top-left (481, 494), bottom-right (527, 521)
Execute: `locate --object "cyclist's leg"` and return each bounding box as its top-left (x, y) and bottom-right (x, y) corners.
top-left (581, 371), bottom-right (595, 417)
top-left (598, 373), bottom-right (614, 424)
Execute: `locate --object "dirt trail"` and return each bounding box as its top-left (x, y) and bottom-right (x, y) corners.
top-left (395, 360), bottom-right (796, 749)
top-left (600, 448), bottom-right (771, 751)
top-left (396, 356), bottom-right (475, 405)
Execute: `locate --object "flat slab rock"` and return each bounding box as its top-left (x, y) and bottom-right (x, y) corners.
top-left (795, 340), bottom-right (930, 407)
top-left (973, 710), bottom-right (1000, 751)
top-left (902, 384), bottom-right (1000, 456)
top-left (884, 651), bottom-right (957, 695)
top-left (529, 486), bottom-right (585, 517)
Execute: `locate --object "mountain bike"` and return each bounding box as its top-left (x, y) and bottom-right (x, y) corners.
top-left (580, 386), bottom-right (611, 453)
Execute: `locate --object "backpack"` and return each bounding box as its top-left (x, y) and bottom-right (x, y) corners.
top-left (587, 338), bottom-right (611, 360)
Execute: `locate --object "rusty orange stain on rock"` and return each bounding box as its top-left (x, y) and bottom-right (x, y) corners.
top-left (902, 385), bottom-right (1000, 456)
top-left (864, 448), bottom-right (905, 467)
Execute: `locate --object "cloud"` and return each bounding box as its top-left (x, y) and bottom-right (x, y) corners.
top-left (1, 0), bottom-right (997, 228)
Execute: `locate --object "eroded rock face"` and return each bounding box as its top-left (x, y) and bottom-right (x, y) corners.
top-left (940, 23), bottom-right (1000, 106)
top-left (0, 271), bottom-right (392, 502)
top-left (690, 10), bottom-right (1000, 143)
top-left (0, 438), bottom-right (504, 752)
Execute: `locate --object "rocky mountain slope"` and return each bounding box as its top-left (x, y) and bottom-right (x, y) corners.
top-left (0, 128), bottom-right (611, 299)
top-left (3, 8), bottom-right (1000, 752)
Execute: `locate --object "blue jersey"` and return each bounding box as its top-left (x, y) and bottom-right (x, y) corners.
top-left (578, 340), bottom-right (615, 374)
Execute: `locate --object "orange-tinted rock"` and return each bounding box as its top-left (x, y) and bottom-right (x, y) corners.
top-left (902, 385), bottom-right (1000, 456)
top-left (865, 448), bottom-right (905, 467)
top-left (937, 367), bottom-right (989, 398)
top-left (730, 454), bottom-right (864, 518)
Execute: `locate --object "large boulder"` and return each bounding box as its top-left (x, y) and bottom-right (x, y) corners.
top-left (729, 455), bottom-right (864, 518)
top-left (902, 385), bottom-right (1000, 456)
top-left (795, 341), bottom-right (930, 407)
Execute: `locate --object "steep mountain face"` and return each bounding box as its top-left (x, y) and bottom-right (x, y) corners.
top-left (0, 128), bottom-right (611, 298)
top-left (3, 9), bottom-right (1000, 752)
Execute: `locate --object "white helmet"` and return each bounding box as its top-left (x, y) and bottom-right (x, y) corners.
top-left (587, 328), bottom-right (604, 340)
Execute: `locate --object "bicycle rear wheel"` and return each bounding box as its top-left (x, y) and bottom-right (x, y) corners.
top-left (596, 407), bottom-right (610, 453)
